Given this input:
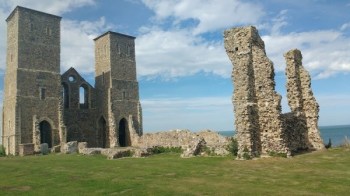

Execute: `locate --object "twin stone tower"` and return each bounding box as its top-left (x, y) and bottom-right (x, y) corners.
top-left (2, 6), bottom-right (142, 155)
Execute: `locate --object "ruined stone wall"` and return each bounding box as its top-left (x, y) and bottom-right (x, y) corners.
top-left (284, 49), bottom-right (324, 150)
top-left (225, 26), bottom-right (323, 158)
top-left (134, 129), bottom-right (229, 150)
top-left (61, 68), bottom-right (99, 147)
top-left (224, 26), bottom-right (289, 158)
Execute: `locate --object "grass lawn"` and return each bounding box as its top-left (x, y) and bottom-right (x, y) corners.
top-left (0, 148), bottom-right (350, 195)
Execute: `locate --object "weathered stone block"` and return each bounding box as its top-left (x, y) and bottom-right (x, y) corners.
top-left (18, 143), bottom-right (34, 156)
top-left (78, 142), bottom-right (88, 153)
top-left (62, 141), bottom-right (78, 154)
top-left (40, 143), bottom-right (49, 155)
top-left (51, 145), bottom-right (61, 153)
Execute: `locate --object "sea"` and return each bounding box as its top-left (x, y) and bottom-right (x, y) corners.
top-left (218, 125), bottom-right (350, 147)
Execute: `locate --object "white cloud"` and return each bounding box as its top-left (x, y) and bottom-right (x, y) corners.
top-left (142, 0), bottom-right (264, 34)
top-left (262, 30), bottom-right (350, 79)
top-left (136, 0), bottom-right (261, 79)
top-left (61, 17), bottom-right (114, 74)
top-left (141, 96), bottom-right (233, 132)
top-left (0, 0), bottom-right (95, 15)
top-left (136, 28), bottom-right (231, 79)
top-left (340, 22), bottom-right (350, 31)
top-left (0, 0), bottom-right (97, 72)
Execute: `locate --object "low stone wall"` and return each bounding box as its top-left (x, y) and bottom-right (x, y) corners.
top-left (18, 143), bottom-right (34, 156)
top-left (134, 129), bottom-right (231, 157)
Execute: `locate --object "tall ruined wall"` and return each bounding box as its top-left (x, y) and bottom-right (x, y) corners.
top-left (284, 49), bottom-right (324, 150)
top-left (224, 26), bottom-right (289, 158)
top-left (224, 26), bottom-right (325, 158)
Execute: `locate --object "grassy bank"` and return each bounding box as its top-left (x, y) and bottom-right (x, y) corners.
top-left (0, 148), bottom-right (350, 195)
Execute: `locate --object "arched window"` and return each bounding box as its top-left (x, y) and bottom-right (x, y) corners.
top-left (79, 84), bottom-right (89, 109)
top-left (62, 83), bottom-right (69, 108)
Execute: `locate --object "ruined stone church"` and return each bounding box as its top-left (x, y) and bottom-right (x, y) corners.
top-left (2, 6), bottom-right (143, 155)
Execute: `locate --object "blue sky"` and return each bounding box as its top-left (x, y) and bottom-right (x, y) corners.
top-left (0, 0), bottom-right (349, 133)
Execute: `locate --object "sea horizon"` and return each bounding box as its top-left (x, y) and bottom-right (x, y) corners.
top-left (218, 124), bottom-right (350, 147)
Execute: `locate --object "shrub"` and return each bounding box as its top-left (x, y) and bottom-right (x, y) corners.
top-left (0, 145), bottom-right (6, 157)
top-left (242, 147), bottom-right (251, 160)
top-left (150, 146), bottom-right (183, 154)
top-left (226, 137), bottom-right (238, 156)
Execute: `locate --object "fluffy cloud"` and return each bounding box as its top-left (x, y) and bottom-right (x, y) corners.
top-left (262, 29), bottom-right (350, 79)
top-left (0, 0), bottom-right (95, 15)
top-left (136, 28), bottom-right (231, 79)
top-left (61, 17), bottom-right (114, 74)
top-left (135, 0), bottom-right (266, 79)
top-left (0, 0), bottom-right (97, 72)
top-left (142, 0), bottom-right (264, 34)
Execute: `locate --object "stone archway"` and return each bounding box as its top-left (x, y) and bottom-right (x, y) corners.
top-left (39, 120), bottom-right (52, 148)
top-left (118, 118), bottom-right (130, 147)
top-left (98, 117), bottom-right (107, 148)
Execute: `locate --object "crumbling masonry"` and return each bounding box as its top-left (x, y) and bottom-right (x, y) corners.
top-left (2, 6), bottom-right (143, 155)
top-left (224, 26), bottom-right (324, 158)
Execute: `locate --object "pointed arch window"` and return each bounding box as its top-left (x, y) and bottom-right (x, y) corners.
top-left (79, 84), bottom-right (89, 109)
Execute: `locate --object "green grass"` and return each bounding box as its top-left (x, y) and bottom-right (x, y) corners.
top-left (1, 148), bottom-right (350, 195)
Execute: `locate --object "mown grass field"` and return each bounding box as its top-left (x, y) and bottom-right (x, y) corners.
top-left (1, 148), bottom-right (350, 195)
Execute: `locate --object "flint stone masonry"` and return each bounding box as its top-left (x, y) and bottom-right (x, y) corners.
top-left (284, 49), bottom-right (324, 151)
top-left (134, 129), bottom-right (230, 157)
top-left (1, 6), bottom-right (143, 155)
top-left (18, 143), bottom-right (34, 156)
top-left (224, 26), bottom-right (324, 158)
top-left (61, 141), bottom-right (78, 154)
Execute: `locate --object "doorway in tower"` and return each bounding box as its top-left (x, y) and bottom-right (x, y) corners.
top-left (118, 118), bottom-right (130, 147)
top-left (39, 120), bottom-right (52, 148)
top-left (98, 117), bottom-right (107, 148)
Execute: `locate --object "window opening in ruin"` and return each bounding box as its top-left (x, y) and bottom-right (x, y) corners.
top-left (62, 83), bottom-right (69, 108)
top-left (10, 54), bottom-right (13, 62)
top-left (68, 75), bottom-right (76, 82)
top-left (46, 27), bottom-right (51, 36)
top-left (118, 118), bottom-right (130, 147)
top-left (117, 43), bottom-right (121, 54)
top-left (79, 84), bottom-right (89, 109)
top-left (126, 45), bottom-right (130, 56)
top-left (39, 120), bottom-right (52, 148)
top-left (235, 47), bottom-right (238, 51)
top-left (40, 88), bottom-right (46, 100)
top-left (122, 91), bottom-right (126, 100)
top-left (98, 117), bottom-right (107, 148)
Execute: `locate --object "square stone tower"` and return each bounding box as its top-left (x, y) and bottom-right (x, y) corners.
top-left (94, 32), bottom-right (142, 148)
top-left (2, 6), bottom-right (63, 155)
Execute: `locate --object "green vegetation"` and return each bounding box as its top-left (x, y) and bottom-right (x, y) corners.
top-left (1, 148), bottom-right (350, 195)
top-left (268, 151), bottom-right (288, 158)
top-left (150, 146), bottom-right (183, 154)
top-left (0, 145), bottom-right (5, 157)
top-left (226, 137), bottom-right (238, 156)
